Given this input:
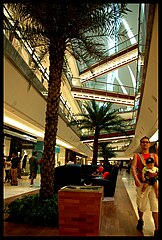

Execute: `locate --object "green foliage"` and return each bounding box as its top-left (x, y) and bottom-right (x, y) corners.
top-left (98, 142), bottom-right (117, 159)
top-left (4, 194), bottom-right (59, 226)
top-left (71, 100), bottom-right (127, 133)
top-left (71, 100), bottom-right (127, 164)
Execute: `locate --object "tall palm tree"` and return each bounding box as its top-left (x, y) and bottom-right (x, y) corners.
top-left (98, 142), bottom-right (117, 161)
top-left (71, 100), bottom-right (127, 165)
top-left (3, 3), bottom-right (130, 199)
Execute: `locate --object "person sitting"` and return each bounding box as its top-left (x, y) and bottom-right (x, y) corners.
top-left (102, 171), bottom-right (110, 179)
top-left (92, 166), bottom-right (104, 177)
top-left (84, 166), bottom-right (104, 186)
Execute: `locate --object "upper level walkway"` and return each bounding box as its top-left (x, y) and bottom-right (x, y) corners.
top-left (71, 85), bottom-right (135, 106)
top-left (80, 129), bottom-right (135, 150)
top-left (79, 44), bottom-right (138, 82)
top-left (72, 43), bottom-right (137, 106)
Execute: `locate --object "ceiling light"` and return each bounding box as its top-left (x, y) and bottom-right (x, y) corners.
top-left (4, 116), bottom-right (74, 149)
top-left (4, 116), bottom-right (44, 138)
top-left (56, 139), bottom-right (73, 149)
top-left (81, 135), bottom-right (134, 143)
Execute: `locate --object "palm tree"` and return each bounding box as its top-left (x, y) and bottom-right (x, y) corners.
top-left (71, 100), bottom-right (127, 165)
top-left (98, 142), bottom-right (117, 161)
top-left (3, 3), bottom-right (130, 199)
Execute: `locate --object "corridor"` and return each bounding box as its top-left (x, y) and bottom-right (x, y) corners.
top-left (3, 169), bottom-right (156, 236)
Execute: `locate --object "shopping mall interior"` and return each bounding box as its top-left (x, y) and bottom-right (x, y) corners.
top-left (3, 3), bottom-right (158, 237)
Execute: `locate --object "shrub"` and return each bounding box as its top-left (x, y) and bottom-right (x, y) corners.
top-left (4, 193), bottom-right (59, 226)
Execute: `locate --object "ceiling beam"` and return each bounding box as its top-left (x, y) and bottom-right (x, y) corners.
top-left (81, 129), bottom-right (135, 143)
top-left (71, 86), bottom-right (135, 106)
top-left (79, 44), bottom-right (138, 82)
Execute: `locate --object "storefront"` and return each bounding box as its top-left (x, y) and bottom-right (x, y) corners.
top-left (3, 125), bottom-right (37, 173)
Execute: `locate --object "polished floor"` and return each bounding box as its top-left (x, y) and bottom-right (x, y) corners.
top-left (121, 169), bottom-right (155, 237)
top-left (4, 173), bottom-right (41, 199)
top-left (3, 169), bottom-right (156, 237)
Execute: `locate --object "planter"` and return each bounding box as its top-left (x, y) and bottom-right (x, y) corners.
top-left (58, 185), bottom-right (103, 236)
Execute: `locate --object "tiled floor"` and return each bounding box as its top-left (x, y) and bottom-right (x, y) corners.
top-left (3, 169), bottom-right (156, 236)
top-left (3, 173), bottom-right (41, 199)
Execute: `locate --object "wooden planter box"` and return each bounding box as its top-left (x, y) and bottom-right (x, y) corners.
top-left (58, 185), bottom-right (103, 236)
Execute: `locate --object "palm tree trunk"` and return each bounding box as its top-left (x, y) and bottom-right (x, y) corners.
top-left (92, 129), bottom-right (99, 165)
top-left (40, 39), bottom-right (66, 199)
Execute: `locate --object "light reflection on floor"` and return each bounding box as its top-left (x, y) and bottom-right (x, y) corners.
top-left (120, 169), bottom-right (155, 236)
top-left (3, 174), bottom-right (41, 199)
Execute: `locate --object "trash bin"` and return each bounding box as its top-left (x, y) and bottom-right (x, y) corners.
top-left (58, 185), bottom-right (103, 236)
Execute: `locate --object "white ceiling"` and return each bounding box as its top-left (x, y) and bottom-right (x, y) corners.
top-left (125, 4), bottom-right (158, 155)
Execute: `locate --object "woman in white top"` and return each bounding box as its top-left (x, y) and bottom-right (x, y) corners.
top-left (4, 156), bottom-right (11, 182)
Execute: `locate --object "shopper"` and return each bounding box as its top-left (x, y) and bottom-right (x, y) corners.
top-left (126, 158), bottom-right (132, 174)
top-left (17, 156), bottom-right (22, 179)
top-left (4, 156), bottom-right (11, 183)
top-left (141, 157), bottom-right (158, 198)
top-left (29, 151), bottom-right (38, 187)
top-left (131, 136), bottom-right (158, 237)
top-left (10, 150), bottom-right (20, 186)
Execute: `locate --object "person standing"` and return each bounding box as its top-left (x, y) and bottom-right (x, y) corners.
top-left (127, 158), bottom-right (132, 174)
top-left (4, 156), bottom-right (11, 183)
top-left (17, 156), bottom-right (22, 179)
top-left (10, 150), bottom-right (20, 186)
top-left (29, 151), bottom-right (38, 187)
top-left (131, 136), bottom-right (158, 237)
